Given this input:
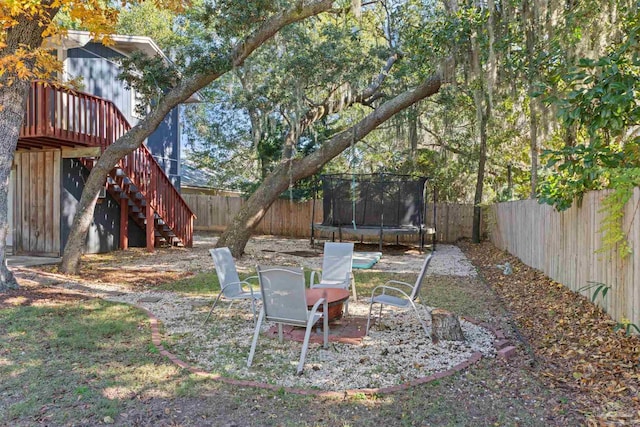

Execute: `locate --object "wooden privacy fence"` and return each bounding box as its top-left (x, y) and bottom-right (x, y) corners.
top-left (181, 194), bottom-right (480, 243)
top-left (488, 188), bottom-right (640, 327)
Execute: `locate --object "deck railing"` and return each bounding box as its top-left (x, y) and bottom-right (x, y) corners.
top-left (21, 81), bottom-right (194, 246)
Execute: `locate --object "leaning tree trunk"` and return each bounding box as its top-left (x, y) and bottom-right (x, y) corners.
top-left (217, 67), bottom-right (450, 257)
top-left (60, 0), bottom-right (335, 274)
top-left (0, 3), bottom-right (59, 291)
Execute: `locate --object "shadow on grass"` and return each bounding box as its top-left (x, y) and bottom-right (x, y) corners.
top-left (0, 300), bottom-right (183, 425)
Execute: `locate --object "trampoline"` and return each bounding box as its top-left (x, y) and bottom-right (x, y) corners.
top-left (311, 173), bottom-right (436, 251)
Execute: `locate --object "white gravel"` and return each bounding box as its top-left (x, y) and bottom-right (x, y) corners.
top-left (106, 291), bottom-right (495, 391)
top-left (93, 234), bottom-right (494, 392)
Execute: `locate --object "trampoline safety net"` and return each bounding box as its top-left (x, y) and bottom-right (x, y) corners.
top-left (321, 174), bottom-right (428, 228)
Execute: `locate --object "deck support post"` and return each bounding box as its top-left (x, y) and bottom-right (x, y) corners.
top-left (146, 201), bottom-right (154, 252)
top-left (120, 193), bottom-right (128, 250)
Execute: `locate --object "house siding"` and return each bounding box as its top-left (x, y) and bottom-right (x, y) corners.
top-left (147, 106), bottom-right (181, 188)
top-left (66, 43), bottom-right (135, 124)
top-left (61, 159), bottom-right (145, 253)
top-left (66, 42), bottom-right (181, 190)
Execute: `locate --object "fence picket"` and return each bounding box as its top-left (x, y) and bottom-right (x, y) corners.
top-left (489, 189), bottom-right (638, 328)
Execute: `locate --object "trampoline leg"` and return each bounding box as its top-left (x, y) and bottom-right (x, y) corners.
top-left (332, 231), bottom-right (335, 242)
top-left (379, 230), bottom-right (383, 252)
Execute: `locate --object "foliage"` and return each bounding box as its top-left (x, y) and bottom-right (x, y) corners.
top-left (0, 0), bottom-right (185, 85)
top-left (614, 318), bottom-right (640, 336)
top-left (539, 10), bottom-right (640, 209)
top-left (117, 52), bottom-right (181, 116)
top-left (184, 3), bottom-right (395, 190)
top-left (577, 281), bottom-right (610, 304)
top-left (538, 11), bottom-right (640, 254)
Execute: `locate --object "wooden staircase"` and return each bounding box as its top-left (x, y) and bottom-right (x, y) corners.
top-left (18, 81), bottom-right (195, 249)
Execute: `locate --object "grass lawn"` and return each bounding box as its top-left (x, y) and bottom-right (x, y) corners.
top-left (0, 298), bottom-right (185, 425)
top-left (1, 259), bottom-right (585, 426)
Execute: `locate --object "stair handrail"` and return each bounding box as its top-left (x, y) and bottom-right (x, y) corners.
top-left (24, 81), bottom-right (195, 246)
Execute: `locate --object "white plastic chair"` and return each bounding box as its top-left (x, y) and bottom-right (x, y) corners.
top-left (247, 266), bottom-right (329, 375)
top-left (202, 247), bottom-right (261, 326)
top-left (310, 242), bottom-right (355, 312)
top-left (366, 253), bottom-right (433, 337)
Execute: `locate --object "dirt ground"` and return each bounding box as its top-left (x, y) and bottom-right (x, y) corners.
top-left (2, 234), bottom-right (639, 426)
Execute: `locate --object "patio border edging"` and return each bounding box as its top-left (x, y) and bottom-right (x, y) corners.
top-left (139, 305), bottom-right (502, 397)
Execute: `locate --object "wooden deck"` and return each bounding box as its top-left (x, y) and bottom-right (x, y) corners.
top-left (17, 81), bottom-right (195, 249)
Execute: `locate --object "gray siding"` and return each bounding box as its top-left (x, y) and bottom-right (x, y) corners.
top-left (66, 43), bottom-right (181, 190)
top-left (61, 159), bottom-right (145, 253)
top-left (66, 43), bottom-right (135, 124)
top-left (147, 107), bottom-right (181, 188)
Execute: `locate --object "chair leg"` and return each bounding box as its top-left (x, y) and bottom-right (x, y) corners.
top-left (250, 298), bottom-right (257, 325)
top-left (247, 307), bottom-right (265, 368)
top-left (365, 301), bottom-right (376, 335)
top-left (350, 275), bottom-right (357, 302)
top-left (409, 300), bottom-right (430, 337)
top-left (297, 315), bottom-right (319, 375)
top-left (323, 298), bottom-right (329, 348)
top-left (202, 291), bottom-right (224, 326)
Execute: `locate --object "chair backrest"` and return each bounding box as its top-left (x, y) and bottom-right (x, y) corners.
top-left (210, 248), bottom-right (242, 297)
top-left (321, 242), bottom-right (354, 281)
top-left (257, 266), bottom-right (308, 325)
top-left (410, 254), bottom-right (433, 300)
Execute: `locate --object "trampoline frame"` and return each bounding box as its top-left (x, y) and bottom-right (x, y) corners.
top-left (310, 173), bottom-right (437, 251)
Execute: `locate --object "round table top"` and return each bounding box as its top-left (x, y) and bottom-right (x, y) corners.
top-left (305, 288), bottom-right (350, 306)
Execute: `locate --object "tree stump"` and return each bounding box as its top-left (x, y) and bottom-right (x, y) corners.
top-left (431, 308), bottom-right (465, 343)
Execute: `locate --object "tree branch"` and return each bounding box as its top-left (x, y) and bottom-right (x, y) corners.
top-left (60, 0), bottom-right (336, 273)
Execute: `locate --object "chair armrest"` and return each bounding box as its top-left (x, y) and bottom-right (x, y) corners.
top-left (243, 275), bottom-right (259, 283)
top-left (370, 284), bottom-right (412, 300)
top-left (383, 279), bottom-right (413, 289)
top-left (239, 280), bottom-right (261, 297)
top-left (309, 297), bottom-right (327, 315)
top-left (221, 281), bottom-right (259, 297)
top-left (310, 271), bottom-right (321, 287)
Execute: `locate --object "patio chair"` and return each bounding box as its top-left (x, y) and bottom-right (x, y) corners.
top-left (365, 253), bottom-right (433, 337)
top-left (247, 266), bottom-right (329, 375)
top-left (202, 247), bottom-right (261, 326)
top-left (310, 242), bottom-right (355, 312)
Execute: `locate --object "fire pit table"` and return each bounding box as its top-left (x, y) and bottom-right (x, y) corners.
top-left (305, 288), bottom-right (350, 322)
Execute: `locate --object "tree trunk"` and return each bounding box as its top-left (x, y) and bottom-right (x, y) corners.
top-left (472, 103), bottom-right (488, 244)
top-left (0, 3), bottom-right (59, 291)
top-left (217, 67), bottom-right (449, 257)
top-left (60, 0), bottom-right (335, 274)
top-left (431, 308), bottom-right (465, 343)
top-left (524, 0), bottom-right (539, 198)
top-left (529, 96), bottom-right (538, 198)
top-left (470, 28), bottom-right (489, 244)
top-left (0, 82), bottom-right (25, 291)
